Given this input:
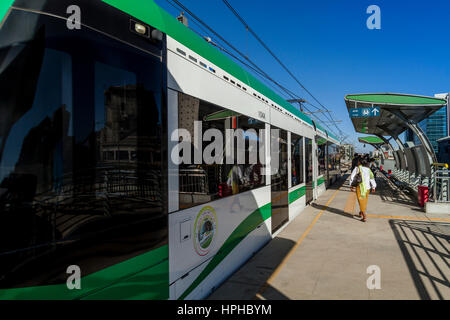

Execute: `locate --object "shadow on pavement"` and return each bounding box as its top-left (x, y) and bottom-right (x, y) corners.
top-left (311, 174), bottom-right (360, 221)
top-left (390, 219), bottom-right (450, 300)
top-left (311, 202), bottom-right (357, 221)
top-left (254, 284), bottom-right (290, 300)
top-left (209, 173), bottom-right (352, 300)
top-left (208, 237), bottom-right (294, 300)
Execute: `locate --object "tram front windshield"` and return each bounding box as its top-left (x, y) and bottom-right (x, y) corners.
top-left (0, 10), bottom-right (167, 288)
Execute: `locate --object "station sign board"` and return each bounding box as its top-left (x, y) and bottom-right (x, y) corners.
top-left (349, 107), bottom-right (380, 118)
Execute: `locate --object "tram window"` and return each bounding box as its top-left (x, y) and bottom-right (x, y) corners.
top-left (291, 133), bottom-right (304, 187)
top-left (0, 11), bottom-right (166, 288)
top-left (176, 48), bottom-right (186, 56)
top-left (316, 136), bottom-right (327, 176)
top-left (177, 93), bottom-right (266, 209)
top-left (271, 128), bottom-right (288, 190)
top-left (327, 142), bottom-right (340, 174)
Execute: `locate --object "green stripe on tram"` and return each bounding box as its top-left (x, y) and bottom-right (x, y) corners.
top-left (317, 177), bottom-right (325, 186)
top-left (288, 186), bottom-right (305, 204)
top-left (0, 0), bottom-right (13, 24)
top-left (0, 245), bottom-right (169, 300)
top-left (178, 203), bottom-right (271, 300)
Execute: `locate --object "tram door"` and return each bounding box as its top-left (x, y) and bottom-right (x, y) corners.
top-left (271, 128), bottom-right (289, 233)
top-left (305, 137), bottom-right (314, 204)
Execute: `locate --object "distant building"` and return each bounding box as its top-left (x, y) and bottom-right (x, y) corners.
top-left (404, 93), bottom-right (448, 153)
top-left (435, 93), bottom-right (450, 136)
top-left (437, 136), bottom-right (450, 164)
top-left (340, 144), bottom-right (354, 161)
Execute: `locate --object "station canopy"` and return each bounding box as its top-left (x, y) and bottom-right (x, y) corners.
top-left (345, 93), bottom-right (446, 136)
top-left (358, 136), bottom-right (385, 145)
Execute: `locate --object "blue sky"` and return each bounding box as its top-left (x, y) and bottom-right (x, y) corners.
top-left (155, 0), bottom-right (450, 152)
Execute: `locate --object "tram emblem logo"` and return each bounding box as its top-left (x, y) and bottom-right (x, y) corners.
top-left (194, 206), bottom-right (217, 256)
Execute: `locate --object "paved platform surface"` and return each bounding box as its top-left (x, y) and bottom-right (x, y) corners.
top-left (208, 171), bottom-right (450, 300)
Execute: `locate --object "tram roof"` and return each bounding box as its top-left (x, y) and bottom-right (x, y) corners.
top-left (345, 93), bottom-right (446, 137)
top-left (99, 0), bottom-right (340, 143)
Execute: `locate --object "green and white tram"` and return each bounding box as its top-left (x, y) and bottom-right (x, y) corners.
top-left (0, 0), bottom-right (341, 299)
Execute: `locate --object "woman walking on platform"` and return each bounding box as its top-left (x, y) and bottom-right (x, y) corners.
top-left (350, 159), bottom-right (376, 222)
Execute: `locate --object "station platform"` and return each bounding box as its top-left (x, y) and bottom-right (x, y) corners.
top-left (208, 171), bottom-right (450, 300)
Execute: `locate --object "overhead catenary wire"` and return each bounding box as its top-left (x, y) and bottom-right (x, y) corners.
top-left (165, 0), bottom-right (345, 140)
top-left (166, 0), bottom-right (302, 101)
top-left (221, 0), bottom-right (331, 111)
top-left (167, 0), bottom-right (342, 138)
top-left (221, 0), bottom-right (345, 137)
top-left (166, 0), bottom-right (312, 102)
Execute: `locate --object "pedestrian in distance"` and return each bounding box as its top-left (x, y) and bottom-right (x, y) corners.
top-left (351, 153), bottom-right (359, 172)
top-left (350, 159), bottom-right (376, 222)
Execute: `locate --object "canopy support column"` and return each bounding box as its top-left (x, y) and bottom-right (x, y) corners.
top-left (389, 110), bottom-right (438, 164)
top-left (375, 135), bottom-right (399, 168)
top-left (393, 136), bottom-right (405, 151)
top-left (375, 135), bottom-right (396, 154)
top-left (376, 125), bottom-right (405, 150)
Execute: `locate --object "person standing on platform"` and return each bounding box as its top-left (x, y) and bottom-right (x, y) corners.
top-left (350, 159), bottom-right (376, 222)
top-left (351, 153), bottom-right (359, 172)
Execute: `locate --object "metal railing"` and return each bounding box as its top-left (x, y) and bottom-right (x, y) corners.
top-left (179, 168), bottom-right (209, 194)
top-left (432, 167), bottom-right (449, 203)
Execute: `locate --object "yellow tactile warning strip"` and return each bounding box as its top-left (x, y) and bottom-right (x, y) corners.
top-left (367, 214), bottom-right (450, 222)
top-left (255, 177), bottom-right (449, 299)
top-left (255, 187), bottom-right (341, 299)
top-left (344, 190), bottom-right (356, 216)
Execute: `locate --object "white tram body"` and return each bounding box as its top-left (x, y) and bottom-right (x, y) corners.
top-left (165, 37), bottom-right (340, 299)
top-left (0, 0), bottom-right (341, 300)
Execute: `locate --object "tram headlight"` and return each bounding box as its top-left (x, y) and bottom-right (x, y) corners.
top-left (135, 23), bottom-right (147, 35)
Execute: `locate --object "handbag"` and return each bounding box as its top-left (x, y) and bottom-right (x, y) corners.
top-left (351, 167), bottom-right (362, 187)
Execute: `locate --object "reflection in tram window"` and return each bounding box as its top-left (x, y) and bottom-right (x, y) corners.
top-left (0, 11), bottom-right (166, 289)
top-left (327, 143), bottom-right (341, 171)
top-left (271, 127), bottom-right (289, 233)
top-left (177, 93), bottom-right (266, 209)
top-left (291, 133), bottom-right (304, 187)
top-left (304, 138), bottom-right (314, 204)
top-left (327, 142), bottom-right (341, 182)
top-left (316, 136), bottom-right (327, 176)
top-left (271, 128), bottom-right (288, 191)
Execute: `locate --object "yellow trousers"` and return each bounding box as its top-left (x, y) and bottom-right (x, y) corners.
top-left (356, 187), bottom-right (370, 213)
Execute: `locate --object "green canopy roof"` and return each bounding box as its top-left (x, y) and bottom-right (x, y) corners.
top-left (346, 93), bottom-right (446, 106)
top-left (358, 136), bottom-right (384, 145)
top-left (345, 93), bottom-right (447, 136)
top-left (204, 110), bottom-right (239, 121)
